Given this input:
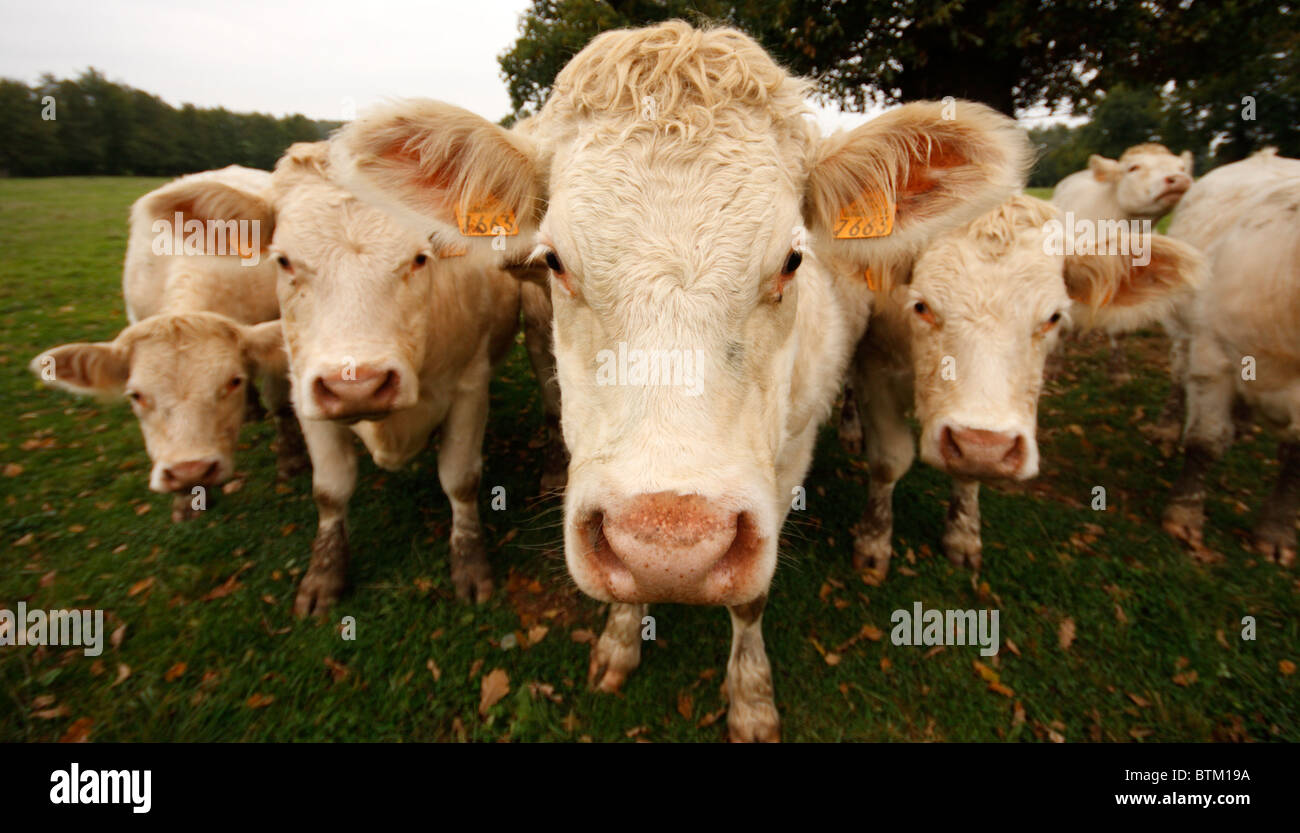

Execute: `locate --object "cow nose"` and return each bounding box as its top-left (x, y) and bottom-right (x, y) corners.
top-left (1166, 174), bottom-right (1190, 188)
top-left (580, 492), bottom-right (762, 604)
top-left (160, 458), bottom-right (221, 491)
top-left (939, 426), bottom-right (1027, 478)
top-left (311, 365), bottom-right (400, 419)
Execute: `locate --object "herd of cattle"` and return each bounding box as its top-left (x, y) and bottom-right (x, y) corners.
top-left (28, 23), bottom-right (1299, 741)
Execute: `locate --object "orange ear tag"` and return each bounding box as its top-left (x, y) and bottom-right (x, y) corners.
top-left (863, 267), bottom-right (879, 291)
top-left (454, 200), bottom-right (519, 237)
top-left (834, 191), bottom-right (896, 239)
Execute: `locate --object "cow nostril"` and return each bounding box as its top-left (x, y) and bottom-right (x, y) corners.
top-left (374, 370), bottom-right (399, 403)
top-left (313, 376), bottom-right (339, 405)
top-left (1003, 435), bottom-right (1026, 469)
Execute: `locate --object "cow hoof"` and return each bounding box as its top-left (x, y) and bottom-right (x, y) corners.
top-left (942, 532), bottom-right (983, 569)
top-left (1161, 501), bottom-right (1204, 549)
top-left (852, 536), bottom-right (891, 585)
top-left (722, 680), bottom-right (781, 742)
top-left (1253, 532), bottom-right (1297, 568)
top-left (450, 533), bottom-right (493, 603)
top-left (170, 497), bottom-right (199, 522)
top-left (293, 568), bottom-right (345, 618)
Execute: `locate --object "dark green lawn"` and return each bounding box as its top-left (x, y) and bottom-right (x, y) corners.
top-left (1, 177), bottom-right (1295, 741)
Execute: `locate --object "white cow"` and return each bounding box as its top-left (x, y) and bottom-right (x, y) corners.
top-left (30, 167), bottom-right (303, 521)
top-left (330, 22), bottom-right (1032, 740)
top-left (846, 195), bottom-right (1204, 582)
top-left (267, 143), bottom-right (521, 613)
top-left (1052, 143), bottom-right (1194, 223)
top-left (1162, 150), bottom-right (1300, 566)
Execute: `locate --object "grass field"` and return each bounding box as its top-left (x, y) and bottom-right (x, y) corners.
top-left (1, 177), bottom-right (1295, 742)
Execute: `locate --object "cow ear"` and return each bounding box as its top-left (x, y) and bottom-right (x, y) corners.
top-left (330, 98), bottom-right (544, 267)
top-left (1063, 233), bottom-right (1204, 332)
top-left (30, 342), bottom-right (129, 398)
top-left (136, 171), bottom-right (275, 248)
top-left (1180, 150), bottom-right (1195, 176)
top-left (1089, 154), bottom-right (1123, 183)
top-left (239, 321), bottom-right (288, 378)
top-left (807, 100), bottom-right (1031, 285)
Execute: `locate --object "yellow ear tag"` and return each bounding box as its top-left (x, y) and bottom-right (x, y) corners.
top-left (834, 191), bottom-right (895, 239)
top-left (455, 201), bottom-right (519, 238)
top-left (863, 267), bottom-right (879, 291)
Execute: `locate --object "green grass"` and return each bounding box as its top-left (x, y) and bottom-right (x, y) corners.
top-left (1, 178), bottom-right (1295, 742)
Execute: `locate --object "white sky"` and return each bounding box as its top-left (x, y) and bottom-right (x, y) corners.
top-left (0, 0), bottom-right (1074, 131)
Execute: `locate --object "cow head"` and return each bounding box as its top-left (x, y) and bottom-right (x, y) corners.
top-left (269, 142), bottom-right (434, 423)
top-left (907, 195), bottom-right (1204, 480)
top-left (31, 313), bottom-right (286, 493)
top-left (1089, 144), bottom-right (1194, 219)
top-left (331, 23), bottom-right (1032, 605)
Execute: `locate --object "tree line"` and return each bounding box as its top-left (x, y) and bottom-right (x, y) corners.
top-left (0, 69), bottom-right (339, 177)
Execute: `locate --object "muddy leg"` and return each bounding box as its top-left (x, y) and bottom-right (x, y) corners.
top-left (294, 419), bottom-right (356, 617)
top-left (838, 381), bottom-right (864, 456)
top-left (439, 378), bottom-right (494, 602)
top-left (942, 478), bottom-right (982, 569)
top-left (1253, 441), bottom-right (1300, 567)
top-left (262, 372), bottom-right (309, 479)
top-left (588, 602), bottom-right (647, 692)
top-left (850, 362), bottom-right (913, 585)
top-left (724, 596), bottom-right (779, 743)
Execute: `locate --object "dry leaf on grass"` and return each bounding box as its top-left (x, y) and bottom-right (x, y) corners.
top-left (246, 693), bottom-right (275, 709)
top-left (1058, 618), bottom-right (1076, 651)
top-left (163, 662), bottom-right (187, 682)
top-left (479, 668), bottom-right (509, 716)
top-left (60, 717), bottom-right (93, 743)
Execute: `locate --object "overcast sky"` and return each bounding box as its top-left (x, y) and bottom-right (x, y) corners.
top-left (0, 0), bottom-right (1071, 131)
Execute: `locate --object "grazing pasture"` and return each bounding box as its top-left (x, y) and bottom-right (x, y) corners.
top-left (1, 177), bottom-right (1295, 741)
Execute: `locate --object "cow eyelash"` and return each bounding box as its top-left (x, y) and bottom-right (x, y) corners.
top-left (913, 301), bottom-right (938, 326)
top-left (544, 250), bottom-right (564, 275)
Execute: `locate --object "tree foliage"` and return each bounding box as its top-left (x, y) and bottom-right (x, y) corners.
top-left (0, 69), bottom-right (338, 177)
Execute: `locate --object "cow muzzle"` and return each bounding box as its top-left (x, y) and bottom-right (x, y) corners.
top-left (151, 456), bottom-right (228, 493)
top-left (309, 363), bottom-right (405, 421)
top-left (935, 424), bottom-right (1033, 480)
top-left (574, 492), bottom-right (767, 605)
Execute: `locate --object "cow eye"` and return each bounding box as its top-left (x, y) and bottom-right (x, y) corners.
top-left (1038, 311), bottom-right (1063, 335)
top-left (127, 390), bottom-right (147, 407)
top-left (913, 301), bottom-right (938, 326)
top-left (413, 253), bottom-right (429, 267)
top-left (224, 376), bottom-right (244, 395)
top-left (782, 250), bottom-right (802, 274)
top-left (1127, 164), bottom-right (1140, 172)
top-left (544, 250), bottom-right (564, 274)
top-left (276, 254), bottom-right (292, 271)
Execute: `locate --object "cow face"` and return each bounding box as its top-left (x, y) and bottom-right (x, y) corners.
top-left (31, 314), bottom-right (285, 493)
top-left (270, 180), bottom-right (433, 423)
top-left (908, 196), bottom-right (1204, 481)
top-left (330, 24), bottom-right (1032, 606)
top-left (1090, 145), bottom-right (1194, 219)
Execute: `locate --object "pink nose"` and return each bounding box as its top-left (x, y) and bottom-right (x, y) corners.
top-left (160, 458), bottom-right (221, 491)
top-left (580, 492), bottom-right (762, 604)
top-left (311, 365), bottom-right (400, 419)
top-left (939, 427), bottom-right (1026, 478)
top-left (1165, 174), bottom-right (1191, 191)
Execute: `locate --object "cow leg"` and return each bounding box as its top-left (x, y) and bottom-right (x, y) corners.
top-left (262, 372), bottom-right (309, 480)
top-left (588, 602), bottom-right (647, 692)
top-left (1152, 312), bottom-right (1191, 445)
top-left (294, 418), bottom-right (357, 617)
top-left (1253, 441), bottom-right (1300, 567)
top-left (1107, 334), bottom-right (1132, 384)
top-left (438, 381), bottom-right (493, 602)
top-left (521, 282), bottom-right (569, 494)
top-left (837, 381), bottom-right (864, 456)
top-left (723, 596), bottom-right (779, 743)
top-left (942, 478), bottom-right (983, 569)
top-left (1162, 340), bottom-right (1235, 551)
top-left (851, 365), bottom-right (914, 585)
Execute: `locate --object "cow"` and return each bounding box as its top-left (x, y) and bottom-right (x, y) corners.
top-left (328, 22), bottom-right (1032, 740)
top-left (1052, 143), bottom-right (1196, 385)
top-left (29, 167), bottom-right (304, 521)
top-left (1052, 143), bottom-right (1194, 223)
top-left (266, 142), bottom-right (521, 614)
top-left (846, 195), bottom-right (1204, 583)
top-left (1162, 151), bottom-right (1300, 567)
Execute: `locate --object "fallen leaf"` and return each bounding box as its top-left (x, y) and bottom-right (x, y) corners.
top-left (527, 624), bottom-right (549, 645)
top-left (39, 570), bottom-right (57, 587)
top-left (988, 681), bottom-right (1015, 698)
top-left (1058, 618), bottom-right (1076, 651)
top-left (677, 691), bottom-right (693, 719)
top-left (60, 717), bottom-right (93, 742)
top-left (127, 576), bottom-right (154, 597)
top-left (479, 668), bottom-right (509, 715)
top-left (1172, 670), bottom-right (1198, 686)
top-left (323, 657), bottom-right (349, 683)
top-left (1005, 639), bottom-right (1021, 657)
top-left (426, 658), bottom-right (441, 682)
top-left (1127, 692), bottom-right (1151, 708)
top-left (164, 662), bottom-right (187, 682)
top-left (246, 693), bottom-right (275, 709)
top-left (33, 706), bottom-right (69, 719)
top-left (111, 664), bottom-right (131, 686)
top-left (111, 623), bottom-right (127, 649)
top-left (1279, 660), bottom-right (1296, 676)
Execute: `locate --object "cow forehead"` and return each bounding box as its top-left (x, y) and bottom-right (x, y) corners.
top-left (277, 187), bottom-right (425, 264)
top-left (915, 236), bottom-right (1068, 314)
top-left (548, 142), bottom-right (802, 289)
top-left (128, 334), bottom-right (244, 387)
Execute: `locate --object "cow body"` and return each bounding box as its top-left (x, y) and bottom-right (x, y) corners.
top-left (848, 196), bottom-right (1203, 581)
top-left (1163, 151), bottom-right (1300, 566)
top-left (268, 143), bottom-right (521, 614)
top-left (31, 167), bottom-right (303, 520)
top-left (331, 22), bottom-right (1033, 740)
